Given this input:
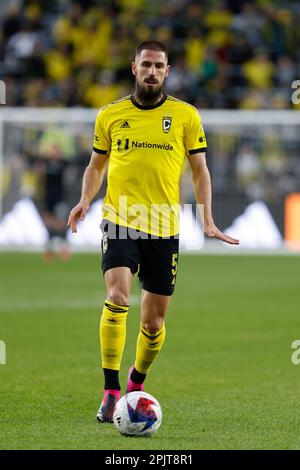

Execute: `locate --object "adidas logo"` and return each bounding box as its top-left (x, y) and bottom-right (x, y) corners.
top-left (120, 120), bottom-right (131, 128)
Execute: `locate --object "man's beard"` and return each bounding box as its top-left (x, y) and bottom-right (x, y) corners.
top-left (133, 80), bottom-right (165, 105)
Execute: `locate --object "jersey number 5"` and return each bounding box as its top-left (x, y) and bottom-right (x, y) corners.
top-left (171, 253), bottom-right (178, 285)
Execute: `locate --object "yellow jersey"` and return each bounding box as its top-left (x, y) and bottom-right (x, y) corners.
top-left (93, 94), bottom-right (207, 237)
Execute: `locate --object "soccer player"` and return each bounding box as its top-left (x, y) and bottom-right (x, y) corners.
top-left (67, 41), bottom-right (239, 423)
top-left (35, 146), bottom-right (71, 262)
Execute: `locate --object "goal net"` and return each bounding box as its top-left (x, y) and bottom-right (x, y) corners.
top-left (0, 108), bottom-right (299, 251)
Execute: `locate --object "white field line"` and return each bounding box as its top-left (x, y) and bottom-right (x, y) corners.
top-left (0, 294), bottom-right (141, 312)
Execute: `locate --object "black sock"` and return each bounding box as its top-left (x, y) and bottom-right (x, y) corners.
top-left (103, 368), bottom-right (121, 390)
top-left (131, 367), bottom-right (146, 384)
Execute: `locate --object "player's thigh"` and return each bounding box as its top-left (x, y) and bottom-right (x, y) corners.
top-left (138, 237), bottom-right (179, 296)
top-left (104, 267), bottom-right (133, 305)
top-left (141, 289), bottom-right (172, 332)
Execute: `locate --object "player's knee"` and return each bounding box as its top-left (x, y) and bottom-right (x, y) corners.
top-left (144, 325), bottom-right (161, 334)
top-left (107, 289), bottom-right (130, 307)
top-left (142, 316), bottom-right (165, 334)
top-left (142, 304), bottom-right (167, 333)
top-left (142, 322), bottom-right (163, 334)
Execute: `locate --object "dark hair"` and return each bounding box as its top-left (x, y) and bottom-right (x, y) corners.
top-left (135, 41), bottom-right (168, 60)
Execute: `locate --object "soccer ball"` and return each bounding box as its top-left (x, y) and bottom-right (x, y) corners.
top-left (113, 391), bottom-right (162, 437)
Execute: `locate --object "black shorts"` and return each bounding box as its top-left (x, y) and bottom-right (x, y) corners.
top-left (101, 221), bottom-right (179, 296)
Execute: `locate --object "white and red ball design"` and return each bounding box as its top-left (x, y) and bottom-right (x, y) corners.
top-left (113, 391), bottom-right (162, 437)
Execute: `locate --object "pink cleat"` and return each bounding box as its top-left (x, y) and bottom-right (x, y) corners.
top-left (96, 389), bottom-right (120, 423)
top-left (126, 366), bottom-right (145, 393)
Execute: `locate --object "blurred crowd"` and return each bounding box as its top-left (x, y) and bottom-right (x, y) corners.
top-left (0, 0), bottom-right (299, 109)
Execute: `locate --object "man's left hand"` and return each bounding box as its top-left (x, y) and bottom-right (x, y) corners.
top-left (204, 222), bottom-right (239, 245)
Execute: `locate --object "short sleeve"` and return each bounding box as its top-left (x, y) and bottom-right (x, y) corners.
top-left (93, 108), bottom-right (111, 155)
top-left (184, 108), bottom-right (207, 155)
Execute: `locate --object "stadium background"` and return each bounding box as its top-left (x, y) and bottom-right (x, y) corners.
top-left (0, 0), bottom-right (300, 450)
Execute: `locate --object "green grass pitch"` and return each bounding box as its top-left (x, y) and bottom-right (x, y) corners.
top-left (0, 252), bottom-right (299, 450)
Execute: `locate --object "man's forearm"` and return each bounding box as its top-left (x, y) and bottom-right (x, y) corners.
top-left (192, 166), bottom-right (213, 223)
top-left (80, 165), bottom-right (105, 204)
top-left (188, 154), bottom-right (239, 244)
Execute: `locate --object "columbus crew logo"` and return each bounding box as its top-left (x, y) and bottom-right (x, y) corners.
top-left (162, 116), bottom-right (172, 133)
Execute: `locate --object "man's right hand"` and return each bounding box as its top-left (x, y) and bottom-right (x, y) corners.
top-left (67, 200), bottom-right (90, 233)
